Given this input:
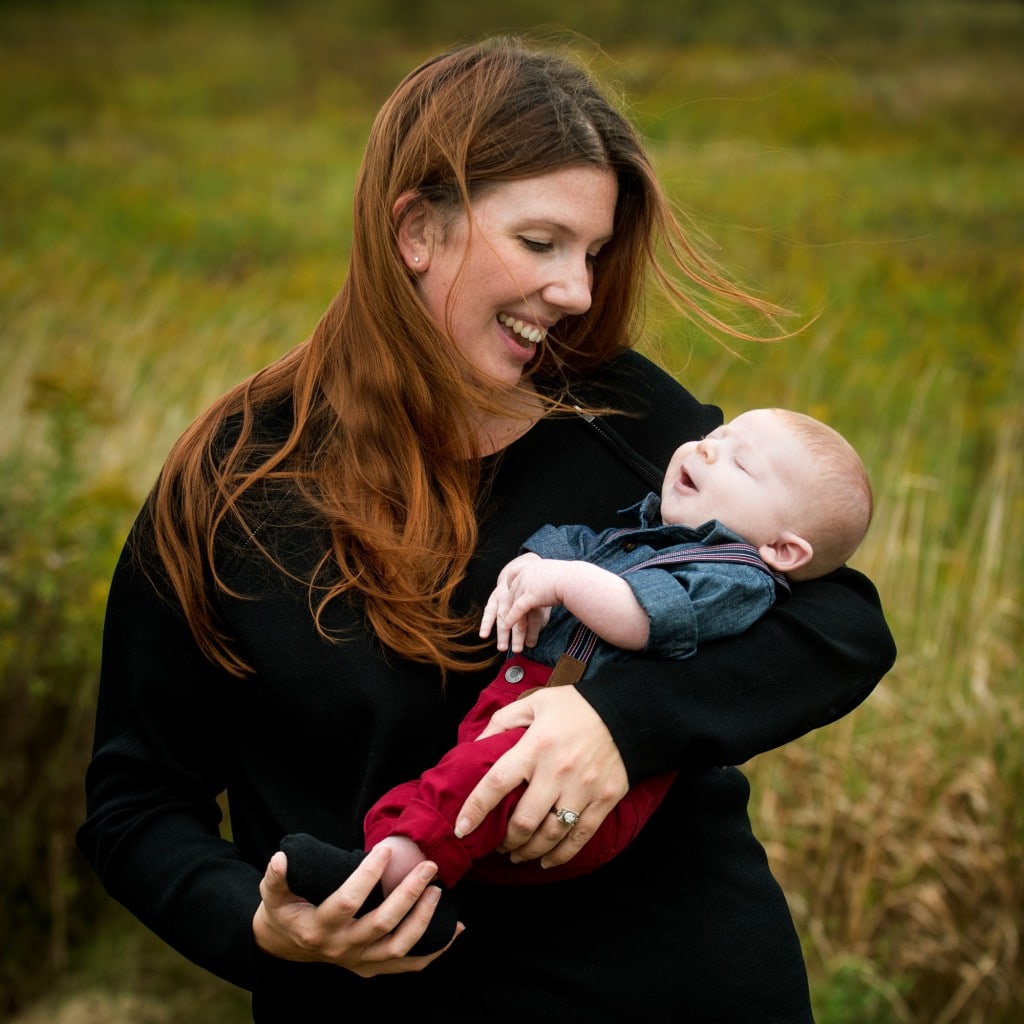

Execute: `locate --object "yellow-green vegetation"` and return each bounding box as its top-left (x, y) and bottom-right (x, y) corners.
top-left (2, 2), bottom-right (1021, 1021)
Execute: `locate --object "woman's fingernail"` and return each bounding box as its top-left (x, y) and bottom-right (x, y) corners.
top-left (454, 818), bottom-right (471, 838)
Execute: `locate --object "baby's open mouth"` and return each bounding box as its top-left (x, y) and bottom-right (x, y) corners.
top-left (498, 313), bottom-right (546, 345)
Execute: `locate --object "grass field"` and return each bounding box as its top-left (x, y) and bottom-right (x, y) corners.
top-left (2, 1), bottom-right (1022, 1021)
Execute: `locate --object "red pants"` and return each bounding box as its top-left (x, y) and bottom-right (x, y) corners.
top-left (364, 654), bottom-right (675, 887)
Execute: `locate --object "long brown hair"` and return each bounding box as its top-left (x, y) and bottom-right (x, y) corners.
top-left (146, 36), bottom-right (787, 678)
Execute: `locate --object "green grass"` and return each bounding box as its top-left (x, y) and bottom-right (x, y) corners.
top-left (2, 2), bottom-right (1022, 1021)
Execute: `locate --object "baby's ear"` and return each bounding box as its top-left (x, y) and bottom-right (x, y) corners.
top-left (759, 531), bottom-right (813, 575)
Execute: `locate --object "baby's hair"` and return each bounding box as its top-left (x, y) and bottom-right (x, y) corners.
top-left (772, 409), bottom-right (873, 580)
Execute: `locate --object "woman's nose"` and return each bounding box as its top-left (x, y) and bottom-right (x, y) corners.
top-left (543, 256), bottom-right (593, 316)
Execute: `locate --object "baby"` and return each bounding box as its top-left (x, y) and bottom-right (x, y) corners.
top-left (282, 408), bottom-right (872, 949)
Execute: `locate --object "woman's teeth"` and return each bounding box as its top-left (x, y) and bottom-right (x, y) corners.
top-left (498, 313), bottom-right (546, 345)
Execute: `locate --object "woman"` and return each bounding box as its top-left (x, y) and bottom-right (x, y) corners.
top-left (78, 37), bottom-right (895, 1021)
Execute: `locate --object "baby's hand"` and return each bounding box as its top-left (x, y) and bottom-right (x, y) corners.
top-left (479, 553), bottom-right (558, 653)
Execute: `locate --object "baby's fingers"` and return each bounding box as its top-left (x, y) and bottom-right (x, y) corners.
top-left (479, 590), bottom-right (500, 638)
top-left (508, 615), bottom-right (529, 654)
top-left (523, 608), bottom-right (549, 649)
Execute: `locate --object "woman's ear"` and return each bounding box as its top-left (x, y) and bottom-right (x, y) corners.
top-left (758, 531), bottom-right (814, 576)
top-left (394, 192), bottom-right (432, 271)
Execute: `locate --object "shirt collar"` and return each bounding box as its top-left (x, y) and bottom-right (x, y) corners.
top-left (621, 493), bottom-right (749, 546)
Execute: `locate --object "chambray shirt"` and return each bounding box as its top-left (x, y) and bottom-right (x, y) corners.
top-left (520, 493), bottom-right (787, 673)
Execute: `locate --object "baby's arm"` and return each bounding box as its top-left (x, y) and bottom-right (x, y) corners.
top-left (479, 552), bottom-right (650, 653)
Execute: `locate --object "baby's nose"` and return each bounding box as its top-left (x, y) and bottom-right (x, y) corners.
top-left (697, 439), bottom-right (717, 463)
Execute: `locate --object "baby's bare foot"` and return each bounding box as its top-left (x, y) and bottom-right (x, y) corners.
top-left (378, 834), bottom-right (428, 894)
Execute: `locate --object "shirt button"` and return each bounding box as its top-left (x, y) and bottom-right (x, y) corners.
top-left (504, 665), bottom-right (525, 683)
top-left (622, 541), bottom-right (637, 552)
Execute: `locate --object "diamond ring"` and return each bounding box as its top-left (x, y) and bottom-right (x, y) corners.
top-left (554, 807), bottom-right (581, 827)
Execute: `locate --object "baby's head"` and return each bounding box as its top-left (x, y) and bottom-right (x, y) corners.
top-left (660, 408), bottom-right (872, 581)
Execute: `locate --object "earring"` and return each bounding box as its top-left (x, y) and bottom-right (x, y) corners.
top-left (413, 256), bottom-right (421, 263)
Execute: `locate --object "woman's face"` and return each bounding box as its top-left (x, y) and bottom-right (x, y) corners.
top-left (410, 165), bottom-right (618, 388)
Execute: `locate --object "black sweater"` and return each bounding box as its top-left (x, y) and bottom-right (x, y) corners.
top-left (78, 351), bottom-right (896, 1022)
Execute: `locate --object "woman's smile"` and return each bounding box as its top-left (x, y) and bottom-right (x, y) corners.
top-left (497, 312), bottom-right (548, 347)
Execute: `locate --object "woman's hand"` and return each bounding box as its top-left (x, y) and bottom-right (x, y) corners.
top-left (454, 685), bottom-right (629, 868)
top-left (253, 845), bottom-right (461, 977)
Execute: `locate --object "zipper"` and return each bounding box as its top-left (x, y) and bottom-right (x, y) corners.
top-left (574, 406), bottom-right (664, 491)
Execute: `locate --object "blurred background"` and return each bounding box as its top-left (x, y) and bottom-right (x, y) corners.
top-left (1, 1), bottom-right (1021, 1021)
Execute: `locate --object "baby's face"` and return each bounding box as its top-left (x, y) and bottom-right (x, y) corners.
top-left (660, 409), bottom-right (809, 546)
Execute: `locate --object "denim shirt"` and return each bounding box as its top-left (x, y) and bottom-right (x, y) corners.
top-left (520, 493), bottom-right (786, 673)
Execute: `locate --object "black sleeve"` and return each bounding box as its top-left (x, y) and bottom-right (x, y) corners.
top-left (76, 523), bottom-right (266, 992)
top-left (578, 566), bottom-right (895, 778)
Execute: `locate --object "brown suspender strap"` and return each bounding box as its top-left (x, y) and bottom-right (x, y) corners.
top-left (545, 653), bottom-right (588, 688)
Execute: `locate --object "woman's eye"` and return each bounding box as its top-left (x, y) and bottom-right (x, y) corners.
top-left (520, 237), bottom-right (552, 253)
